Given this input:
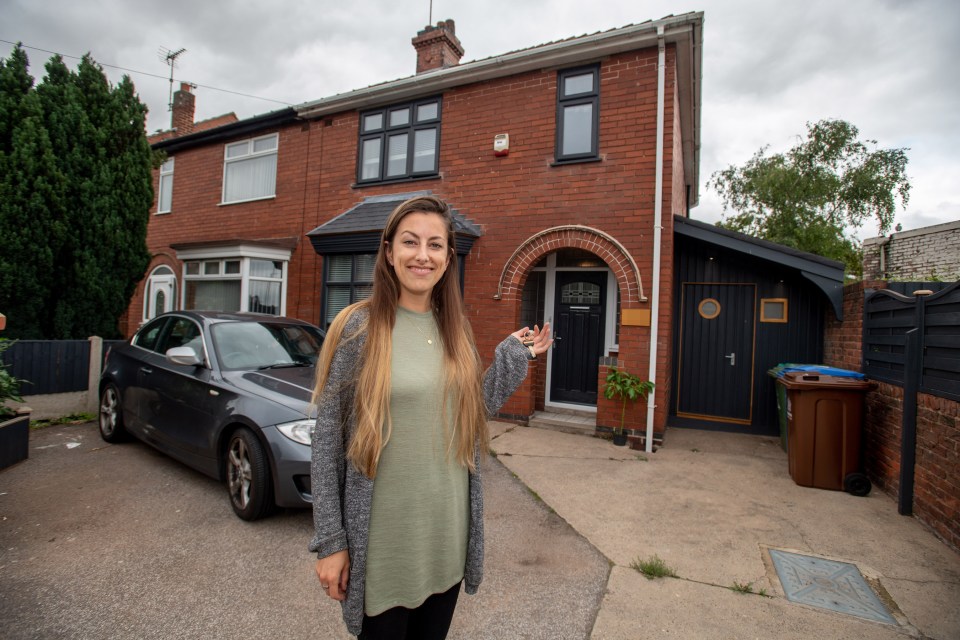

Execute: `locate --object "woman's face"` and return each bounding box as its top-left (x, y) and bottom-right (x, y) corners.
top-left (385, 211), bottom-right (451, 311)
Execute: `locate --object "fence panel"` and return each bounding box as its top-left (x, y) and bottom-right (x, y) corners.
top-left (863, 290), bottom-right (915, 385)
top-left (864, 282), bottom-right (960, 401)
top-left (2, 340), bottom-right (91, 395)
top-left (921, 284), bottom-right (960, 401)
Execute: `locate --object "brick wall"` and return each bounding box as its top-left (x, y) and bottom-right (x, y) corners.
top-left (126, 45), bottom-right (683, 437)
top-left (824, 281), bottom-right (960, 552)
top-left (863, 220), bottom-right (960, 281)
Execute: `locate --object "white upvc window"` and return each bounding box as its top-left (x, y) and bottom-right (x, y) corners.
top-left (222, 133), bottom-right (278, 204)
top-left (157, 158), bottom-right (174, 213)
top-left (177, 245), bottom-right (291, 315)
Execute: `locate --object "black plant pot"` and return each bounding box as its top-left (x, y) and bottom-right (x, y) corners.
top-left (0, 412), bottom-right (30, 469)
top-left (612, 432), bottom-right (628, 446)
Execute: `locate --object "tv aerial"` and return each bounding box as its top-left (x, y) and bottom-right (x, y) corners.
top-left (158, 46), bottom-right (187, 111)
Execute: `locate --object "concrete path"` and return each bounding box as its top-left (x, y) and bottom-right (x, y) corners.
top-left (490, 422), bottom-right (960, 640)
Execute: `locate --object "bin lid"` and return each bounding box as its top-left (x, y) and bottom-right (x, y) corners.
top-left (767, 363), bottom-right (866, 379)
top-left (778, 371), bottom-right (877, 391)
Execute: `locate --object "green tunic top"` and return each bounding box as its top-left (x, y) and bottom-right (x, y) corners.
top-left (363, 307), bottom-right (470, 616)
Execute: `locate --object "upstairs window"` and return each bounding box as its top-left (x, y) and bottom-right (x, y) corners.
top-left (556, 65), bottom-right (600, 163)
top-left (357, 98), bottom-right (441, 184)
top-left (157, 158), bottom-right (174, 213)
top-left (222, 133), bottom-right (278, 204)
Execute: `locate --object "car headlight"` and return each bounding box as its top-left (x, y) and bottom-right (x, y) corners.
top-left (276, 419), bottom-right (314, 445)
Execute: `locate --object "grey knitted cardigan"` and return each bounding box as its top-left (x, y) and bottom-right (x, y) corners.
top-left (309, 307), bottom-right (531, 636)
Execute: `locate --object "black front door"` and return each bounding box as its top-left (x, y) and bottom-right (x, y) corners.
top-left (676, 283), bottom-right (756, 424)
top-left (550, 271), bottom-right (607, 405)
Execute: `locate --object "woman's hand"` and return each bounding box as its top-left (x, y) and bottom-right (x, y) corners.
top-left (315, 549), bottom-right (350, 601)
top-left (511, 322), bottom-right (553, 356)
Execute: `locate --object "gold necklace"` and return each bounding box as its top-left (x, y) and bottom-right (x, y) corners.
top-left (406, 313), bottom-right (436, 345)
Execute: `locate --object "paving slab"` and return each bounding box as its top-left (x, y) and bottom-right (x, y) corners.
top-left (491, 423), bottom-right (960, 640)
top-left (592, 567), bottom-right (907, 640)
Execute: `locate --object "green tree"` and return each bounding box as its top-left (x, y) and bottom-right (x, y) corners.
top-left (0, 48), bottom-right (152, 339)
top-left (708, 119), bottom-right (911, 275)
top-left (0, 45), bottom-right (66, 339)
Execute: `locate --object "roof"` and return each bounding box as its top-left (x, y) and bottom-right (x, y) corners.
top-left (307, 191), bottom-right (482, 255)
top-left (148, 113), bottom-right (240, 145)
top-left (151, 107), bottom-right (297, 153)
top-left (674, 215), bottom-right (846, 319)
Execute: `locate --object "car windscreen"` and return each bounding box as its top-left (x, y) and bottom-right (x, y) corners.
top-left (211, 322), bottom-right (324, 371)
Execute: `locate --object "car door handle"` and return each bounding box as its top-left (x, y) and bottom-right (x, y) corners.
top-left (140, 367), bottom-right (153, 375)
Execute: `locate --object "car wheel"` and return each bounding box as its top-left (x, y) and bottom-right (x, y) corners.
top-left (98, 384), bottom-right (128, 443)
top-left (226, 428), bottom-right (275, 520)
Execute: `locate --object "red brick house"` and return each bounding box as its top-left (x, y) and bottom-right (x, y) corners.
top-left (127, 13), bottom-right (844, 448)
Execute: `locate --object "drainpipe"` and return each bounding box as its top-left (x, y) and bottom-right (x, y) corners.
top-left (878, 235), bottom-right (892, 279)
top-left (644, 26), bottom-right (666, 454)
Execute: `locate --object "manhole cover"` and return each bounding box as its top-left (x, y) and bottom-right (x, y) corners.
top-left (769, 549), bottom-right (896, 625)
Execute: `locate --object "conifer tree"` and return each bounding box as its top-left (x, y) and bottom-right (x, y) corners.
top-left (0, 47), bottom-right (152, 339)
top-left (0, 46), bottom-right (66, 338)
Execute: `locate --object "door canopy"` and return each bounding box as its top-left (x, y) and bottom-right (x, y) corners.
top-left (494, 225), bottom-right (646, 304)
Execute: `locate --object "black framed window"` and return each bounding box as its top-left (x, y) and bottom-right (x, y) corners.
top-left (323, 254), bottom-right (376, 327)
top-left (357, 98), bottom-right (441, 184)
top-left (556, 65), bottom-right (600, 163)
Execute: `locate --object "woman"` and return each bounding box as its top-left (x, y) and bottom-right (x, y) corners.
top-left (309, 195), bottom-right (552, 639)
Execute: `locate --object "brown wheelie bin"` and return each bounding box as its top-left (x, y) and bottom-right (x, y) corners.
top-left (779, 372), bottom-right (877, 496)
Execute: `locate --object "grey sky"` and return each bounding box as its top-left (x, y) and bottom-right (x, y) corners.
top-left (4, 0), bottom-right (958, 237)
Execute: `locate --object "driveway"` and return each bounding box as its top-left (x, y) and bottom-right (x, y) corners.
top-left (0, 422), bottom-right (608, 639)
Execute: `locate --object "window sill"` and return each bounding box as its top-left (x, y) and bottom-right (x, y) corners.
top-left (352, 174), bottom-right (441, 189)
top-left (154, 210), bottom-right (171, 216)
top-left (219, 195), bottom-right (277, 206)
top-left (550, 156), bottom-right (603, 167)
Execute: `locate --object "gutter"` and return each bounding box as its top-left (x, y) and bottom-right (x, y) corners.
top-left (644, 26), bottom-right (667, 454)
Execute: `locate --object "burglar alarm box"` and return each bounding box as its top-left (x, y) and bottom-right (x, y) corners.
top-left (494, 134), bottom-right (509, 156)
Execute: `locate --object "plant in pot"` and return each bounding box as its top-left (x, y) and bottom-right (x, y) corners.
top-left (0, 337), bottom-right (31, 469)
top-left (602, 366), bottom-right (654, 446)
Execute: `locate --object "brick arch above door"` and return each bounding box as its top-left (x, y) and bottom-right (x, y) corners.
top-left (493, 225), bottom-right (646, 305)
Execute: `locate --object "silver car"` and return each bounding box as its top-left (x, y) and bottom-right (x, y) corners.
top-left (98, 311), bottom-right (324, 520)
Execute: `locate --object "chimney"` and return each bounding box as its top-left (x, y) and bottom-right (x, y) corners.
top-left (171, 82), bottom-right (196, 135)
top-left (412, 19), bottom-right (464, 74)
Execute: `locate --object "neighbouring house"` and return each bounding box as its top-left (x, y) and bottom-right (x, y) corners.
top-left (127, 12), bottom-right (844, 446)
top-left (862, 219), bottom-right (960, 283)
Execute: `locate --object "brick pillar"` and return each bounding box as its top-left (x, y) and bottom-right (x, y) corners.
top-left (497, 360), bottom-right (537, 423)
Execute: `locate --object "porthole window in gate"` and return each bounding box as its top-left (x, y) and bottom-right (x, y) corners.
top-left (561, 282), bottom-right (601, 305)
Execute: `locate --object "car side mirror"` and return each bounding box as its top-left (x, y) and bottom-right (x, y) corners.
top-left (166, 346), bottom-right (203, 367)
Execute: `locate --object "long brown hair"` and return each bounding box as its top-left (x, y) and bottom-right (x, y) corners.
top-left (312, 195), bottom-right (487, 478)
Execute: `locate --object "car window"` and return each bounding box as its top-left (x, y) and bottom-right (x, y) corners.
top-left (134, 317), bottom-right (168, 352)
top-left (212, 322), bottom-right (323, 370)
top-left (158, 318), bottom-right (203, 357)
top-left (272, 325), bottom-right (324, 363)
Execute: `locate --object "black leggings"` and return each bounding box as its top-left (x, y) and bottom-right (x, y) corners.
top-left (358, 581), bottom-right (462, 640)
